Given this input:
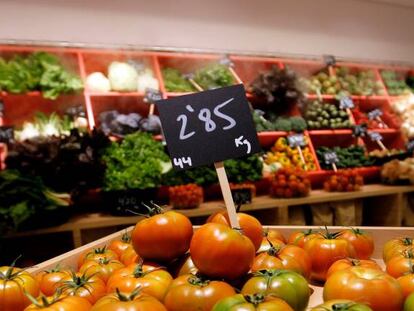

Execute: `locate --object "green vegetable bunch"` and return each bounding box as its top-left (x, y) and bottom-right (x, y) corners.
top-left (0, 170), bottom-right (70, 234)
top-left (381, 70), bottom-right (411, 96)
top-left (162, 68), bottom-right (195, 92)
top-left (253, 109), bottom-right (307, 132)
top-left (194, 64), bottom-right (235, 90)
top-left (305, 100), bottom-right (351, 129)
top-left (103, 132), bottom-right (170, 191)
top-left (316, 145), bottom-right (374, 170)
top-left (0, 52), bottom-right (83, 99)
top-left (162, 155), bottom-right (263, 186)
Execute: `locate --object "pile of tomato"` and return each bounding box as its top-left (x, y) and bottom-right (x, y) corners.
top-left (269, 168), bottom-right (311, 198)
top-left (2, 204), bottom-right (414, 311)
top-left (168, 184), bottom-right (204, 209)
top-left (323, 170), bottom-right (364, 192)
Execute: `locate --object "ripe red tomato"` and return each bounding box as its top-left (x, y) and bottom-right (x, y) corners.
top-left (383, 237), bottom-right (414, 263)
top-left (132, 206), bottom-right (193, 262)
top-left (386, 249), bottom-right (414, 278)
top-left (91, 288), bottom-right (167, 311)
top-left (36, 265), bottom-right (71, 296)
top-left (398, 272), bottom-right (414, 299)
top-left (257, 236), bottom-right (285, 253)
top-left (120, 247), bottom-right (140, 266)
top-left (324, 267), bottom-right (404, 311)
top-left (106, 263), bottom-right (172, 301)
top-left (24, 295), bottom-right (91, 311)
top-left (266, 229), bottom-right (287, 244)
top-left (340, 228), bottom-right (374, 259)
top-left (305, 229), bottom-right (355, 281)
top-left (164, 273), bottom-right (236, 311)
top-left (79, 258), bottom-right (124, 283)
top-left (241, 269), bottom-right (310, 311)
top-left (212, 293), bottom-right (293, 311)
top-left (0, 265), bottom-right (39, 311)
top-left (208, 211), bottom-right (263, 251)
top-left (252, 244), bottom-right (311, 279)
top-left (190, 223), bottom-right (255, 280)
top-left (77, 246), bottom-right (118, 268)
top-left (59, 271), bottom-right (106, 304)
top-left (108, 232), bottom-right (132, 258)
top-left (288, 229), bottom-right (318, 248)
top-left (326, 258), bottom-right (382, 279)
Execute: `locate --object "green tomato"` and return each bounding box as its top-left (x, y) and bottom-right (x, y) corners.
top-left (241, 269), bottom-right (310, 311)
top-left (311, 300), bottom-right (373, 311)
top-left (404, 293), bottom-right (414, 311)
top-left (212, 293), bottom-right (294, 311)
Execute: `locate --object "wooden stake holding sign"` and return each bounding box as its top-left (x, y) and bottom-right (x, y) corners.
top-left (219, 56), bottom-right (243, 85)
top-left (369, 131), bottom-right (388, 152)
top-left (144, 88), bottom-right (163, 115)
top-left (323, 55), bottom-right (336, 78)
top-left (324, 151), bottom-right (339, 172)
top-left (287, 133), bottom-right (307, 170)
top-left (156, 85), bottom-right (261, 229)
top-left (368, 109), bottom-right (388, 129)
top-left (183, 74), bottom-right (204, 92)
top-left (339, 96), bottom-right (355, 118)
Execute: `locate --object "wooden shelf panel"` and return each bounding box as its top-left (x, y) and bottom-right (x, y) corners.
top-left (5, 184), bottom-right (414, 240)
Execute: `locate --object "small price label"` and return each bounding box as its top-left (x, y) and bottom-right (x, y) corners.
top-left (0, 100), bottom-right (4, 114)
top-left (339, 96), bottom-right (354, 110)
top-left (0, 126), bottom-right (13, 143)
top-left (144, 88), bottom-right (163, 103)
top-left (323, 55), bottom-right (336, 66)
top-left (407, 140), bottom-right (414, 153)
top-left (287, 134), bottom-right (306, 148)
top-left (156, 85), bottom-right (260, 170)
top-left (324, 152), bottom-right (339, 165)
top-left (219, 55), bottom-right (234, 67)
top-left (368, 109), bottom-right (382, 120)
top-left (369, 131), bottom-right (383, 142)
top-left (352, 124), bottom-right (368, 137)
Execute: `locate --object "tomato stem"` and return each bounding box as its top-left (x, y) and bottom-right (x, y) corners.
top-left (121, 232), bottom-right (131, 243)
top-left (187, 273), bottom-right (210, 287)
top-left (116, 286), bottom-right (142, 301)
top-left (244, 293), bottom-right (265, 306)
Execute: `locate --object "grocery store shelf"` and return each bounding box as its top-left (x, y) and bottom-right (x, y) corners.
top-left (87, 91), bottom-right (145, 97)
top-left (4, 184), bottom-right (414, 248)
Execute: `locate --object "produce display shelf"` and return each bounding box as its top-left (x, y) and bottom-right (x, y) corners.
top-left (0, 44), bottom-right (413, 188)
top-left (27, 225), bottom-right (414, 309)
top-left (4, 184), bottom-right (414, 248)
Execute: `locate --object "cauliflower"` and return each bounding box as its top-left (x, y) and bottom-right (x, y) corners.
top-left (108, 62), bottom-right (138, 92)
top-left (85, 72), bottom-right (111, 92)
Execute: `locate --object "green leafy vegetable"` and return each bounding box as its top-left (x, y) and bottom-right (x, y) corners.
top-left (103, 132), bottom-right (170, 191)
top-left (0, 52), bottom-right (83, 99)
top-left (162, 68), bottom-right (195, 92)
top-left (194, 64), bottom-right (234, 90)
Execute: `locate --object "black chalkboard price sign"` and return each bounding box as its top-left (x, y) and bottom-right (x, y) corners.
top-left (323, 55), bottom-right (336, 67)
top-left (156, 84), bottom-right (260, 170)
top-left (0, 126), bottom-right (13, 143)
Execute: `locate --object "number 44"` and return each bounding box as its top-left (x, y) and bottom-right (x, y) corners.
top-left (173, 157), bottom-right (193, 169)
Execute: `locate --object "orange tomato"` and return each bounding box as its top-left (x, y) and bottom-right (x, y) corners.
top-left (288, 229), bottom-right (318, 248)
top-left (340, 228), bottom-right (374, 260)
top-left (208, 211), bottom-right (263, 251)
top-left (383, 237), bottom-right (414, 263)
top-left (324, 267), bottom-right (404, 311)
top-left (252, 244), bottom-right (311, 279)
top-left (258, 236), bottom-right (285, 253)
top-left (164, 274), bottom-right (236, 311)
top-left (79, 258), bottom-right (124, 283)
top-left (36, 265), bottom-right (71, 296)
top-left (77, 246), bottom-right (118, 268)
top-left (108, 232), bottom-right (132, 258)
top-left (171, 253), bottom-right (198, 277)
top-left (59, 271), bottom-right (106, 304)
top-left (326, 258), bottom-right (382, 279)
top-left (266, 229), bottom-right (287, 244)
top-left (386, 249), bottom-right (414, 278)
top-left (305, 228), bottom-right (355, 281)
top-left (24, 295), bottom-right (91, 311)
top-left (106, 263), bottom-right (172, 301)
top-left (91, 288), bottom-right (166, 311)
top-left (0, 265), bottom-right (39, 311)
top-left (398, 272), bottom-right (414, 299)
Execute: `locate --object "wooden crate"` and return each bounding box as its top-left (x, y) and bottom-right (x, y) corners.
top-left (27, 225), bottom-right (414, 308)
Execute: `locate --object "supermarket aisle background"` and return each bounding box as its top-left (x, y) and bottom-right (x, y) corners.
top-left (0, 0), bottom-right (413, 63)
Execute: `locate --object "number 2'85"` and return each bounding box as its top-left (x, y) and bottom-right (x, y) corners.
top-left (177, 98), bottom-right (236, 140)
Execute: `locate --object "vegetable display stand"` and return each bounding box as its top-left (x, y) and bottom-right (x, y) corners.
top-left (27, 225), bottom-right (414, 308)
